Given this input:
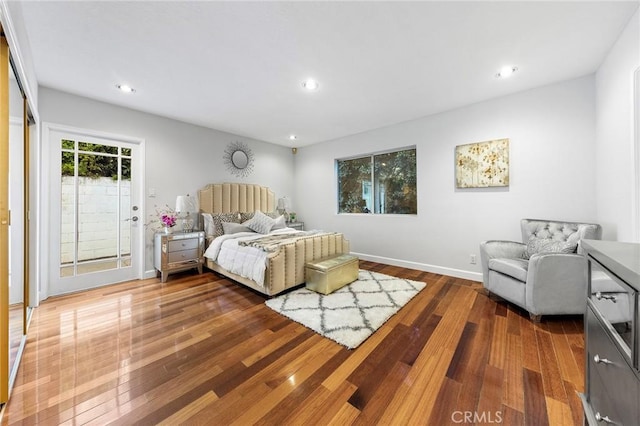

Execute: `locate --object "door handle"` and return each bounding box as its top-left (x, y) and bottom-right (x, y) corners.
top-left (125, 216), bottom-right (139, 222)
top-left (593, 354), bottom-right (613, 365)
top-left (595, 292), bottom-right (617, 303)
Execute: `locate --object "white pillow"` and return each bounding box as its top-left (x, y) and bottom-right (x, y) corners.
top-left (222, 222), bottom-right (253, 235)
top-left (244, 210), bottom-right (275, 234)
top-left (271, 215), bottom-right (286, 230)
top-left (202, 213), bottom-right (214, 237)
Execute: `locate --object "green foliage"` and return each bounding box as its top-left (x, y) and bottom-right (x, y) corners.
top-left (61, 142), bottom-right (131, 180)
top-left (374, 149), bottom-right (417, 214)
top-left (338, 156), bottom-right (371, 213)
top-left (338, 148), bottom-right (417, 214)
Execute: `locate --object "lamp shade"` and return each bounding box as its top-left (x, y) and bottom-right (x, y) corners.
top-left (175, 195), bottom-right (198, 213)
top-left (277, 196), bottom-right (292, 211)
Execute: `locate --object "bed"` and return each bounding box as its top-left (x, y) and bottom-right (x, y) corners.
top-left (198, 183), bottom-right (350, 296)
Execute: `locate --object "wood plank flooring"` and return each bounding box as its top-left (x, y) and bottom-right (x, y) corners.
top-left (1, 261), bottom-right (585, 425)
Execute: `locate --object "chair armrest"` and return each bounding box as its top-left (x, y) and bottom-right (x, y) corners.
top-left (525, 253), bottom-right (588, 315)
top-left (479, 240), bottom-right (526, 285)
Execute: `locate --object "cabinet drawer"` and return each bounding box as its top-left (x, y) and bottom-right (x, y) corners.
top-left (589, 258), bottom-right (635, 357)
top-left (168, 249), bottom-right (199, 263)
top-left (587, 307), bottom-right (639, 425)
top-left (168, 238), bottom-right (199, 252)
top-left (587, 366), bottom-right (623, 425)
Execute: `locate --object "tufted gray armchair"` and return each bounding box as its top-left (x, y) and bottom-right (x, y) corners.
top-left (479, 219), bottom-right (602, 321)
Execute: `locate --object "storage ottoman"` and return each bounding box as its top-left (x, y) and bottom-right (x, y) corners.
top-left (305, 254), bottom-right (359, 295)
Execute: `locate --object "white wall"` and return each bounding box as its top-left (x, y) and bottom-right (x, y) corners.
top-left (34, 8), bottom-right (640, 285)
top-left (39, 87), bottom-right (296, 274)
top-left (595, 9), bottom-right (640, 242)
top-left (294, 76), bottom-right (597, 280)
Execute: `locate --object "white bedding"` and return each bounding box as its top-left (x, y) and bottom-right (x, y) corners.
top-left (203, 227), bottom-right (301, 287)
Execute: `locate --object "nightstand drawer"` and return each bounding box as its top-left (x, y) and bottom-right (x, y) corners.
top-left (168, 249), bottom-right (199, 263)
top-left (168, 238), bottom-right (199, 252)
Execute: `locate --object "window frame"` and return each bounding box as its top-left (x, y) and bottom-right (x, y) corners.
top-left (336, 145), bottom-right (417, 216)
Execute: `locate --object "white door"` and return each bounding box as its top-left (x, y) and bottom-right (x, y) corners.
top-left (47, 125), bottom-right (144, 295)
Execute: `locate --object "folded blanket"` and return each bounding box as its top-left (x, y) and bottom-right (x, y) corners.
top-left (238, 230), bottom-right (329, 252)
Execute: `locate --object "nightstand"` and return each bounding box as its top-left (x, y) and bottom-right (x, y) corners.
top-left (287, 222), bottom-right (304, 231)
top-left (154, 231), bottom-right (205, 283)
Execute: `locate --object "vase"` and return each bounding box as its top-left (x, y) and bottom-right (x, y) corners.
top-left (164, 226), bottom-right (173, 234)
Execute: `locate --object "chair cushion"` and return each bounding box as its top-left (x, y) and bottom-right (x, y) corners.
top-left (525, 238), bottom-right (578, 259)
top-left (488, 258), bottom-right (529, 282)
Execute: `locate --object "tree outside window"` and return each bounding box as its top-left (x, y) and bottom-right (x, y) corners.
top-left (337, 147), bottom-right (417, 214)
top-left (61, 139), bottom-right (131, 180)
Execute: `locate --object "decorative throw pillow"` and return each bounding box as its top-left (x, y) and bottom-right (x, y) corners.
top-left (222, 221), bottom-right (253, 235)
top-left (271, 215), bottom-right (286, 230)
top-left (244, 210), bottom-right (275, 234)
top-left (526, 238), bottom-right (578, 259)
top-left (211, 212), bottom-right (241, 238)
top-left (240, 211), bottom-right (255, 223)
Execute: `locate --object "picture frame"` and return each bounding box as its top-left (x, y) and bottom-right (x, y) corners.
top-left (455, 138), bottom-right (509, 188)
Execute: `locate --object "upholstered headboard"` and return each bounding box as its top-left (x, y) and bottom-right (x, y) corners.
top-left (198, 183), bottom-right (276, 214)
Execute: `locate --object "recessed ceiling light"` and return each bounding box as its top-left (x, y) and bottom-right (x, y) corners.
top-left (496, 66), bottom-right (518, 79)
top-left (116, 84), bottom-right (136, 93)
top-left (289, 135), bottom-right (298, 141)
top-left (301, 79), bottom-right (319, 91)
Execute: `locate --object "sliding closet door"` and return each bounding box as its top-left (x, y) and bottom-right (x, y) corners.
top-left (7, 59), bottom-right (24, 397)
top-left (0, 27), bottom-right (32, 406)
top-left (0, 31), bottom-right (10, 405)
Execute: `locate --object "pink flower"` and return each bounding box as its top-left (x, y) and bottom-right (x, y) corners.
top-left (146, 204), bottom-right (178, 230)
top-left (161, 213), bottom-right (177, 227)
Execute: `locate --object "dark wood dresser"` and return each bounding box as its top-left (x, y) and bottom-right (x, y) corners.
top-left (581, 239), bottom-right (640, 425)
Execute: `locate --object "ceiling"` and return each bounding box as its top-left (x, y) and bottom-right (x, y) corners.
top-left (18, 1), bottom-right (639, 147)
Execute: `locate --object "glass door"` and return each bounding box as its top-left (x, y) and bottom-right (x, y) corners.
top-left (48, 128), bottom-right (143, 295)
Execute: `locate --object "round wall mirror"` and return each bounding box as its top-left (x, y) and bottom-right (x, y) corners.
top-left (231, 150), bottom-right (249, 169)
top-left (224, 141), bottom-right (254, 178)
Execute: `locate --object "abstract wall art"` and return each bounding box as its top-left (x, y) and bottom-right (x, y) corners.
top-left (455, 138), bottom-right (509, 188)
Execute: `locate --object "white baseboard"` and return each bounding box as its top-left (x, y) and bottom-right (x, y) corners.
top-left (144, 269), bottom-right (158, 279)
top-left (144, 259), bottom-right (482, 282)
top-left (352, 252), bottom-right (483, 282)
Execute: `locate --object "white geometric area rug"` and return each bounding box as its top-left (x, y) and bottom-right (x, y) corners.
top-left (265, 270), bottom-right (426, 349)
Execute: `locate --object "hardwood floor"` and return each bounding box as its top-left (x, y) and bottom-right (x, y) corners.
top-left (1, 261), bottom-right (585, 425)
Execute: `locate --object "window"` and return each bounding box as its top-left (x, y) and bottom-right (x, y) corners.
top-left (337, 147), bottom-right (417, 214)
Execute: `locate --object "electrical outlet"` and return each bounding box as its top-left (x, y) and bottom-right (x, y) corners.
top-left (470, 254), bottom-right (477, 264)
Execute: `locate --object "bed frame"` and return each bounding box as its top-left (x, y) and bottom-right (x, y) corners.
top-left (198, 183), bottom-right (350, 296)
